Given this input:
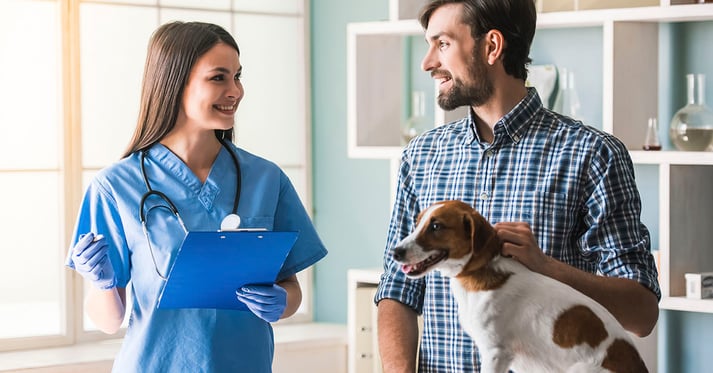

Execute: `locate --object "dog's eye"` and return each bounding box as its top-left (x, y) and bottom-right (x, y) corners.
top-left (430, 222), bottom-right (441, 231)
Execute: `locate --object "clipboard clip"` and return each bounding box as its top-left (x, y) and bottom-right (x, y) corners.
top-left (219, 227), bottom-right (268, 232)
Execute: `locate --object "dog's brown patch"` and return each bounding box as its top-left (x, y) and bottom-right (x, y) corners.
top-left (457, 267), bottom-right (511, 291)
top-left (552, 305), bottom-right (608, 348)
top-left (601, 338), bottom-right (648, 373)
top-left (435, 201), bottom-right (509, 291)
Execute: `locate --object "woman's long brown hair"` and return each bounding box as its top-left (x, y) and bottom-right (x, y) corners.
top-left (122, 21), bottom-right (240, 158)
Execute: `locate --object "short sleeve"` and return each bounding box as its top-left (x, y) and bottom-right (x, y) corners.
top-left (273, 171), bottom-right (327, 280)
top-left (65, 178), bottom-right (131, 287)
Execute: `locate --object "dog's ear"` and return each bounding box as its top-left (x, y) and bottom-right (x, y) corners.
top-left (470, 210), bottom-right (500, 257)
top-left (463, 212), bottom-right (475, 244)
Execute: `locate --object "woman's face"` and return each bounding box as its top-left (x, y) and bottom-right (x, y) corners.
top-left (178, 42), bottom-right (243, 133)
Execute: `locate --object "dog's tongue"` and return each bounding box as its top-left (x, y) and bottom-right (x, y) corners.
top-left (401, 264), bottom-right (414, 274)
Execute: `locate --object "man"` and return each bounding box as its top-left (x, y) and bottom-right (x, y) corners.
top-left (374, 0), bottom-right (661, 372)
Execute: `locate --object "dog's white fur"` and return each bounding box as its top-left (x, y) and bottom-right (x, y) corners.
top-left (393, 200), bottom-right (647, 373)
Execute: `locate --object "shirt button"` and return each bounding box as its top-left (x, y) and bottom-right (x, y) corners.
top-left (485, 150), bottom-right (494, 158)
top-left (512, 135), bottom-right (520, 142)
top-left (479, 192), bottom-right (489, 200)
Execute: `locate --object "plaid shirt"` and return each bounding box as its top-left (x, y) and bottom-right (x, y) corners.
top-left (375, 88), bottom-right (661, 373)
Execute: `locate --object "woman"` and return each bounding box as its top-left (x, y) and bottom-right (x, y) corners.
top-left (66, 21), bottom-right (327, 372)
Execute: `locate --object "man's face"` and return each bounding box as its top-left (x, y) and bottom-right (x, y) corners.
top-left (421, 3), bottom-right (493, 110)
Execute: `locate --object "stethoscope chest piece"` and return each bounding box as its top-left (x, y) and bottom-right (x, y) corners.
top-left (220, 213), bottom-right (241, 231)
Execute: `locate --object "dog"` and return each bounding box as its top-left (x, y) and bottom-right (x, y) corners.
top-left (392, 200), bottom-right (647, 373)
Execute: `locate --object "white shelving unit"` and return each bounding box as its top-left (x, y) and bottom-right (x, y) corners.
top-left (346, 20), bottom-right (469, 160)
top-left (346, 1), bottom-right (713, 371)
top-left (346, 0), bottom-right (713, 315)
top-left (347, 269), bottom-right (383, 373)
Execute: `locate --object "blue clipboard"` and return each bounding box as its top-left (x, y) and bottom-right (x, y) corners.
top-left (156, 230), bottom-right (298, 310)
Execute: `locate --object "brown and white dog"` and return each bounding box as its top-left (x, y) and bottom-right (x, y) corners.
top-left (392, 200), bottom-right (647, 373)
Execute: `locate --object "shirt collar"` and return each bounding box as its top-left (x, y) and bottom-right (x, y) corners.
top-left (464, 87), bottom-right (543, 146)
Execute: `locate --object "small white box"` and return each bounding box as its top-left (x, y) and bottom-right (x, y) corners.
top-left (685, 273), bottom-right (713, 299)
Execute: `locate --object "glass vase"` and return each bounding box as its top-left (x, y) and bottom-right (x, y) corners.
top-left (552, 68), bottom-right (581, 120)
top-left (669, 73), bottom-right (713, 151)
top-left (401, 91), bottom-right (430, 145)
top-left (643, 117), bottom-right (661, 151)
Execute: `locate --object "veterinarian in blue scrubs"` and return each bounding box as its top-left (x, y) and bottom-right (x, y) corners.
top-left (65, 21), bottom-right (327, 372)
top-left (375, 1), bottom-right (660, 372)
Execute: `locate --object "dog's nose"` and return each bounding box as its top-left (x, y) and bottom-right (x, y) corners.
top-left (393, 246), bottom-right (406, 262)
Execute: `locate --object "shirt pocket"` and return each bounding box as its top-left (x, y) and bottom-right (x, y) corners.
top-left (514, 191), bottom-right (577, 254)
top-left (240, 216), bottom-right (274, 230)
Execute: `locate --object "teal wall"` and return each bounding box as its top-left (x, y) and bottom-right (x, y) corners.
top-left (310, 0), bottom-right (391, 323)
top-left (309, 3), bottom-right (713, 371)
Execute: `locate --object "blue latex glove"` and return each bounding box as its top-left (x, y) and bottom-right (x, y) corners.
top-left (67, 232), bottom-right (117, 290)
top-left (235, 284), bottom-right (287, 322)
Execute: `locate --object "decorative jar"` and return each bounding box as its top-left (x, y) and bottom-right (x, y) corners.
top-left (669, 73), bottom-right (713, 151)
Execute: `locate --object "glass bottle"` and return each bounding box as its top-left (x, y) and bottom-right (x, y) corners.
top-left (401, 91), bottom-right (430, 145)
top-left (643, 117), bottom-right (661, 151)
top-left (669, 73), bottom-right (713, 151)
top-left (552, 68), bottom-right (581, 119)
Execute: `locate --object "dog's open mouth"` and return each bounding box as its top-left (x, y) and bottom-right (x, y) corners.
top-left (401, 250), bottom-right (448, 276)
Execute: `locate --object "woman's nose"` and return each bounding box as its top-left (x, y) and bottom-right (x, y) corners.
top-left (229, 80), bottom-right (244, 100)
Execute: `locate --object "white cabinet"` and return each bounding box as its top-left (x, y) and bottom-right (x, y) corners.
top-left (348, 269), bottom-right (428, 373)
top-left (346, 0), bottom-right (713, 316)
top-left (347, 269), bottom-right (383, 373)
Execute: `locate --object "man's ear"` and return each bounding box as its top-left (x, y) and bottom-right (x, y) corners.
top-left (483, 29), bottom-right (505, 66)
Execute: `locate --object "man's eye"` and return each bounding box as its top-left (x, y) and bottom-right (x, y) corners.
top-left (438, 41), bottom-right (448, 49)
top-left (234, 73), bottom-right (241, 81)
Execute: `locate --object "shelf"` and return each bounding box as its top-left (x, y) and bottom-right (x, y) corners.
top-left (347, 6), bottom-right (713, 159)
top-left (660, 296), bottom-right (713, 313)
top-left (630, 150), bottom-right (713, 165)
top-left (347, 2), bottom-right (713, 322)
top-left (537, 3), bottom-right (713, 28)
top-left (348, 268), bottom-right (383, 285)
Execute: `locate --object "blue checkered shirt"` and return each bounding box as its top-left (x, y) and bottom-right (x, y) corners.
top-left (375, 88), bottom-right (661, 373)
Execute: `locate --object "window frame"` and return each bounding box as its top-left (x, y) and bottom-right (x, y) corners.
top-left (0, 0), bottom-right (312, 352)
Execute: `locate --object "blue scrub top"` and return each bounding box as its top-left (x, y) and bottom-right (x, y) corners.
top-left (68, 143), bottom-right (327, 372)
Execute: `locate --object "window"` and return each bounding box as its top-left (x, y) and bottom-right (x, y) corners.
top-left (0, 0), bottom-right (311, 352)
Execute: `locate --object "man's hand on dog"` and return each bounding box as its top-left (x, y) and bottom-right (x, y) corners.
top-left (494, 222), bottom-right (551, 274)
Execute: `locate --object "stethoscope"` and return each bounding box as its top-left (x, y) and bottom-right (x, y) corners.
top-left (139, 137), bottom-right (242, 279)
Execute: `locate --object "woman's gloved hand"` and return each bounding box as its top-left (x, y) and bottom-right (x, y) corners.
top-left (68, 232), bottom-right (117, 290)
top-left (235, 284), bottom-right (287, 322)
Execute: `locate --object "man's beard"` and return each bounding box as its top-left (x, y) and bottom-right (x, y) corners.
top-left (436, 46), bottom-right (493, 111)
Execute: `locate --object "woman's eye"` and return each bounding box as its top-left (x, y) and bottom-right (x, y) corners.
top-left (211, 75), bottom-right (225, 81)
top-left (234, 73), bottom-right (241, 81)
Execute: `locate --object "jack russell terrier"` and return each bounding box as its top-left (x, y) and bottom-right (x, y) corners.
top-left (392, 200), bottom-right (647, 373)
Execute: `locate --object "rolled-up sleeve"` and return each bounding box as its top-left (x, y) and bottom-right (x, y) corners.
top-left (580, 135), bottom-right (661, 300)
top-left (374, 150), bottom-right (427, 313)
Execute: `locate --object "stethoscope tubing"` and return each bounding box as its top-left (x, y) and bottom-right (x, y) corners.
top-left (138, 138), bottom-right (242, 279)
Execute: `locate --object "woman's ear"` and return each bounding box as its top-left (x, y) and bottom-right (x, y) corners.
top-left (483, 29), bottom-right (505, 66)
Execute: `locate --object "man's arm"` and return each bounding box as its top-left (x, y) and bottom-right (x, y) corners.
top-left (494, 222), bottom-right (658, 337)
top-left (377, 299), bottom-right (419, 373)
